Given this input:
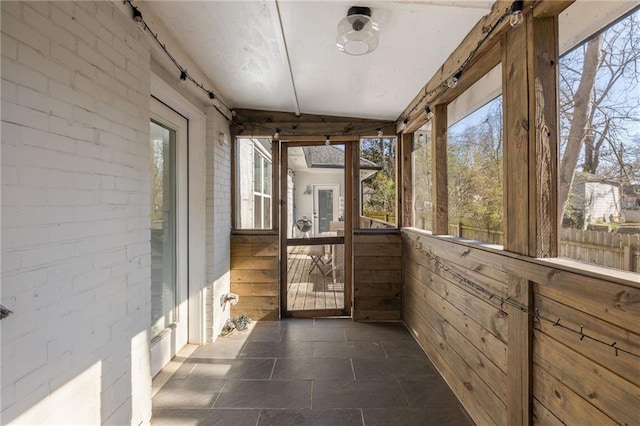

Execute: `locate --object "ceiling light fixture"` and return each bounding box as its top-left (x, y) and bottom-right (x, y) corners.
top-left (336, 6), bottom-right (379, 56)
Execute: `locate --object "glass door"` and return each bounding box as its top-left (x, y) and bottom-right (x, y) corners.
top-left (280, 142), bottom-right (352, 317)
top-left (150, 97), bottom-right (188, 376)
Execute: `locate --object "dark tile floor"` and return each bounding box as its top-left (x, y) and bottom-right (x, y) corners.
top-left (152, 318), bottom-right (474, 426)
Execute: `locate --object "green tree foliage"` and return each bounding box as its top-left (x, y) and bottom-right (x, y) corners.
top-left (448, 97), bottom-right (503, 232)
top-left (360, 138), bottom-right (397, 220)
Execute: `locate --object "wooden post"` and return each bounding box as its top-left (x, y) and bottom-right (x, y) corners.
top-left (623, 245), bottom-right (632, 271)
top-left (401, 132), bottom-right (414, 228)
top-left (503, 12), bottom-right (559, 426)
top-left (432, 104), bottom-right (448, 235)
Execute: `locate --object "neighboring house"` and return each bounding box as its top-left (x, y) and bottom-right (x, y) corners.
top-left (566, 173), bottom-right (622, 226)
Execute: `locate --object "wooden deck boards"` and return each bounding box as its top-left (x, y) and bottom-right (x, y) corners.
top-left (286, 247), bottom-right (344, 311)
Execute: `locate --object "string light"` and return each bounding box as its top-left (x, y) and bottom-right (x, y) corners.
top-left (400, 5), bottom-right (513, 126)
top-left (132, 6), bottom-right (143, 23)
top-left (446, 71), bottom-right (461, 89)
top-left (273, 129), bottom-right (280, 140)
top-left (179, 70), bottom-right (187, 87)
top-left (123, 0), bottom-right (232, 121)
top-left (400, 118), bottom-right (409, 131)
top-left (510, 0), bottom-right (524, 28)
top-left (208, 91), bottom-right (216, 100)
top-left (405, 236), bottom-right (640, 360)
top-left (377, 128), bottom-right (383, 137)
top-left (425, 106), bottom-right (433, 120)
top-left (325, 135), bottom-right (331, 146)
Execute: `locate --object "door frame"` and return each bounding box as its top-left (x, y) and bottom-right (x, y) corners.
top-left (279, 141), bottom-right (354, 318)
top-left (150, 73), bottom-right (207, 377)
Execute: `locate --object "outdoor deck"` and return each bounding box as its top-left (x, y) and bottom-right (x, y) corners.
top-left (287, 246), bottom-right (344, 311)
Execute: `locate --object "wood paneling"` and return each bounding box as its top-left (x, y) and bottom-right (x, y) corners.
top-left (353, 233), bottom-right (402, 321)
top-left (230, 233), bottom-right (279, 320)
top-left (432, 104), bottom-right (448, 235)
top-left (402, 228), bottom-right (640, 426)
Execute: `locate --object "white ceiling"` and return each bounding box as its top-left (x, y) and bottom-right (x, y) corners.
top-left (144, 0), bottom-right (492, 120)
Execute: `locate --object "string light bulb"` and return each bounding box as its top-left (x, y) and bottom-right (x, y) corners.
top-left (208, 91), bottom-right (216, 100)
top-left (400, 118), bottom-right (409, 131)
top-left (418, 134), bottom-right (426, 143)
top-left (446, 71), bottom-right (461, 89)
top-left (132, 6), bottom-right (143, 23)
top-left (179, 70), bottom-right (187, 87)
top-left (273, 129), bottom-right (280, 140)
top-left (510, 0), bottom-right (524, 28)
top-left (425, 106), bottom-right (433, 120)
top-left (377, 128), bottom-right (383, 138)
top-left (325, 135), bottom-right (331, 146)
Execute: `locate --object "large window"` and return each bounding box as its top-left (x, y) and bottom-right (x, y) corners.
top-left (559, 8), bottom-right (640, 272)
top-left (447, 96), bottom-right (503, 245)
top-left (360, 137), bottom-right (397, 228)
top-left (412, 124), bottom-right (433, 231)
top-left (237, 138), bottom-right (273, 229)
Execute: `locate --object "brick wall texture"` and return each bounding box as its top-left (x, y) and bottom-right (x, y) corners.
top-left (1, 2), bottom-right (152, 424)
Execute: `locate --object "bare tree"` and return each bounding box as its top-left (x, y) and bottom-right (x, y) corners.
top-left (559, 11), bottom-right (640, 219)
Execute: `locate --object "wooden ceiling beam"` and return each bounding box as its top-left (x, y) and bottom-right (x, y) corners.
top-left (398, 0), bottom-right (574, 134)
top-left (232, 108), bottom-right (396, 137)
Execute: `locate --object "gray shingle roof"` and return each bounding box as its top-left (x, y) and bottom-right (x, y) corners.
top-left (302, 146), bottom-right (380, 169)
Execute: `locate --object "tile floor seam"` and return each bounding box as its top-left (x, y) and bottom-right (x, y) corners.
top-left (269, 358), bottom-right (277, 379)
top-left (350, 358), bottom-right (356, 380)
top-left (396, 377), bottom-right (412, 407)
top-left (210, 380), bottom-right (227, 409)
top-left (359, 407), bottom-right (366, 426)
top-left (254, 408), bottom-right (262, 426)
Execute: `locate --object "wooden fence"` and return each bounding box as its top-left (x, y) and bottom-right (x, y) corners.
top-left (560, 228), bottom-right (639, 272)
top-left (445, 223), bottom-right (639, 273)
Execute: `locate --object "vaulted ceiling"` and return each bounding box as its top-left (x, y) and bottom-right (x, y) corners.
top-left (141, 0), bottom-right (492, 120)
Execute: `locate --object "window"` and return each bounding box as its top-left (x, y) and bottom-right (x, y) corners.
top-left (447, 96), bottom-right (504, 245)
top-left (558, 9), bottom-right (639, 272)
top-left (236, 138), bottom-right (272, 229)
top-left (150, 120), bottom-right (177, 340)
top-left (359, 137), bottom-right (397, 228)
top-left (412, 124), bottom-right (433, 230)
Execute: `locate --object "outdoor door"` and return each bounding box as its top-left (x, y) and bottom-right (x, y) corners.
top-left (280, 143), bottom-right (352, 318)
top-left (314, 184), bottom-right (340, 235)
top-left (149, 97), bottom-right (188, 375)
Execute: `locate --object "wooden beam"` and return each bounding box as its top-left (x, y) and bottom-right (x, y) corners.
top-left (400, 0), bottom-right (574, 134)
top-left (233, 108), bottom-right (395, 137)
top-left (528, 15), bottom-right (558, 258)
top-left (431, 104), bottom-right (448, 235)
top-left (400, 0), bottom-right (514, 133)
top-left (401, 132), bottom-right (414, 227)
top-left (503, 22), bottom-right (529, 256)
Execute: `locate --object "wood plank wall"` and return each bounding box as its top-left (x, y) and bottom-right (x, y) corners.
top-left (230, 233), bottom-right (279, 320)
top-left (353, 233), bottom-right (403, 321)
top-left (402, 228), bottom-right (640, 425)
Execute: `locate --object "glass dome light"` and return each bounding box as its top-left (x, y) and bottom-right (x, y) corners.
top-left (336, 6), bottom-right (379, 56)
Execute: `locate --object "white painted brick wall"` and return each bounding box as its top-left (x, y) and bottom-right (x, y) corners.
top-left (205, 106), bottom-right (231, 341)
top-left (1, 2), bottom-right (152, 424)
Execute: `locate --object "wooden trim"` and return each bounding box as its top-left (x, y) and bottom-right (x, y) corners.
top-left (279, 145), bottom-right (289, 318)
top-left (286, 237), bottom-right (345, 246)
top-left (345, 142), bottom-right (354, 315)
top-left (272, 140), bottom-right (280, 232)
top-left (230, 134), bottom-right (237, 229)
top-left (401, 132), bottom-right (413, 228)
top-left (432, 104), bottom-right (448, 235)
top-left (528, 15), bottom-right (558, 258)
top-left (507, 274), bottom-right (533, 426)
